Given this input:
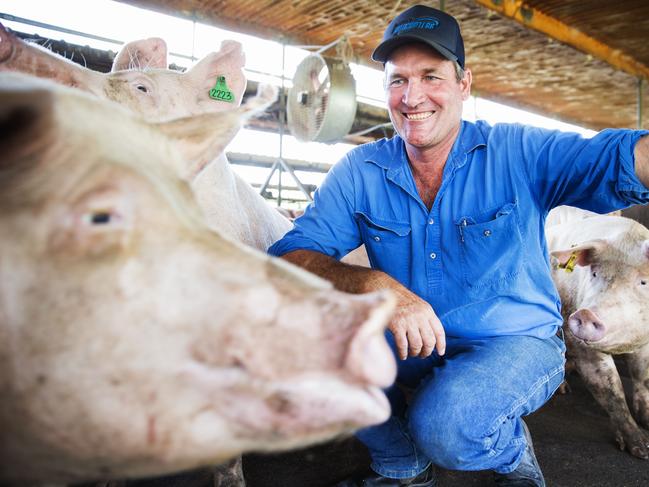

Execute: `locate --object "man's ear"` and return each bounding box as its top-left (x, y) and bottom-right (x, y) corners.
top-left (460, 67), bottom-right (472, 101)
top-left (112, 38), bottom-right (168, 71)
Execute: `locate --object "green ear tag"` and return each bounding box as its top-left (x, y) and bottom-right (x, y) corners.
top-left (209, 76), bottom-right (235, 102)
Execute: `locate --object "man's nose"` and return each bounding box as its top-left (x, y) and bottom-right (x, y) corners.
top-left (402, 80), bottom-right (425, 107)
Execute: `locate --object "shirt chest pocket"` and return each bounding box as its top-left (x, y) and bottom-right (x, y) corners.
top-left (456, 201), bottom-right (526, 293)
top-left (355, 212), bottom-right (411, 271)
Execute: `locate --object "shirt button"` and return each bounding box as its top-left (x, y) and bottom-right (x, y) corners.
top-left (484, 230), bottom-right (492, 237)
top-left (429, 252), bottom-right (437, 260)
top-left (374, 236), bottom-right (381, 242)
top-left (428, 218), bottom-right (434, 225)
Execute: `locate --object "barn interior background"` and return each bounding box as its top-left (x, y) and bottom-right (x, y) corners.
top-left (2, 0), bottom-right (647, 212)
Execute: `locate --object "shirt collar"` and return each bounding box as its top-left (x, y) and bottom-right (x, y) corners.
top-left (365, 120), bottom-right (487, 174)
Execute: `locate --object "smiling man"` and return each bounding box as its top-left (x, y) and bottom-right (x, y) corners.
top-left (269, 4), bottom-right (649, 487)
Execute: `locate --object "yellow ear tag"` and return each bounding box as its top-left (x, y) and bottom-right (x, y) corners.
top-left (209, 76), bottom-right (234, 102)
top-left (558, 252), bottom-right (577, 273)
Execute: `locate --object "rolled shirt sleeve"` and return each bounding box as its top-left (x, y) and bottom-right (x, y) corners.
top-left (518, 126), bottom-right (649, 213)
top-left (268, 155), bottom-right (362, 259)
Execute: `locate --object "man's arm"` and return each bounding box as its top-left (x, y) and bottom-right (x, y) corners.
top-left (635, 134), bottom-right (649, 188)
top-left (282, 249), bottom-right (446, 359)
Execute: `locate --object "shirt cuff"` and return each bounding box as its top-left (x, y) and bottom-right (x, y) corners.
top-left (267, 236), bottom-right (330, 258)
top-left (617, 130), bottom-right (649, 205)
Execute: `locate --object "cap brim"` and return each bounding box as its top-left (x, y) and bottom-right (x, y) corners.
top-left (371, 34), bottom-right (458, 64)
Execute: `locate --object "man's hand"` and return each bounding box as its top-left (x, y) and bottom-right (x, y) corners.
top-left (390, 286), bottom-right (446, 360)
top-left (281, 249), bottom-right (445, 360)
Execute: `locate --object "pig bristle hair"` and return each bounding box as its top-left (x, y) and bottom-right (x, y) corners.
top-left (129, 49), bottom-right (140, 71)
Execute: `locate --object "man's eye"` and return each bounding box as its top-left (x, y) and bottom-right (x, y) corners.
top-left (424, 75), bottom-right (440, 81)
top-left (389, 79), bottom-right (404, 86)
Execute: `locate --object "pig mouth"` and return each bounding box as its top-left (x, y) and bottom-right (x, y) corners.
top-left (224, 377), bottom-right (391, 442)
top-left (179, 362), bottom-right (391, 445)
top-left (565, 325), bottom-right (639, 354)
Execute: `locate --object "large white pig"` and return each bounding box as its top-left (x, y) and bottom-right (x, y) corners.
top-left (0, 24), bottom-right (290, 250)
top-left (0, 73), bottom-right (396, 484)
top-left (547, 215), bottom-right (649, 459)
top-left (0, 24), bottom-right (369, 265)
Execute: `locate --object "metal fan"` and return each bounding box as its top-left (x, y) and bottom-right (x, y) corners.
top-left (287, 53), bottom-right (357, 143)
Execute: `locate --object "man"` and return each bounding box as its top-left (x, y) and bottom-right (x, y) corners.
top-left (269, 5), bottom-right (649, 487)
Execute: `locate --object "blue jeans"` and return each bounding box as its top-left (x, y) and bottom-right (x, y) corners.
top-left (356, 333), bottom-right (566, 479)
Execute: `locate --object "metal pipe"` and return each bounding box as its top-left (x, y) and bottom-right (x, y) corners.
top-left (639, 77), bottom-right (644, 130)
top-left (348, 122), bottom-right (393, 137)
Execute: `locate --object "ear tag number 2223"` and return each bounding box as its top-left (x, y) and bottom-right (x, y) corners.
top-left (209, 76), bottom-right (235, 102)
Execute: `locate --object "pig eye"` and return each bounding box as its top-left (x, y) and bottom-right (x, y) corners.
top-left (91, 211), bottom-right (111, 224)
top-left (83, 211), bottom-right (113, 225)
top-left (135, 84), bottom-right (149, 93)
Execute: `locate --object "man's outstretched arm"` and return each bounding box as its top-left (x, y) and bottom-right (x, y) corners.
top-left (282, 249), bottom-right (446, 359)
top-left (635, 134), bottom-right (649, 188)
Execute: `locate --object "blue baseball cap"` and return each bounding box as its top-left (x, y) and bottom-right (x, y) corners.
top-left (372, 5), bottom-right (465, 69)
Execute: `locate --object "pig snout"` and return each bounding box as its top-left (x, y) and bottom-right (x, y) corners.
top-left (344, 291), bottom-right (397, 389)
top-left (568, 308), bottom-right (607, 342)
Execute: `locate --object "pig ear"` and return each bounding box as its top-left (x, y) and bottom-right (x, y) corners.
top-left (112, 38), bottom-right (168, 72)
top-left (0, 76), bottom-right (56, 171)
top-left (187, 42), bottom-right (245, 97)
top-left (0, 77), bottom-right (57, 207)
top-left (1, 23), bottom-right (101, 93)
top-left (156, 84), bottom-right (277, 180)
top-left (551, 239), bottom-right (609, 268)
top-left (641, 240), bottom-right (649, 261)
top-left (155, 110), bottom-right (243, 180)
top-left (0, 22), bottom-right (13, 63)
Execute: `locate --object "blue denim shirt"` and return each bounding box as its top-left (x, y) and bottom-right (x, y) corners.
top-left (269, 120), bottom-right (649, 339)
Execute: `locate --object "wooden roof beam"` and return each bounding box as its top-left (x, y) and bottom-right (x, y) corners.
top-left (474, 0), bottom-right (649, 80)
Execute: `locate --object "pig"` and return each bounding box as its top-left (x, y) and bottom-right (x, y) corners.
top-left (546, 205), bottom-right (621, 227)
top-left (547, 214), bottom-right (649, 459)
top-left (0, 72), bottom-right (396, 484)
top-left (0, 24), bottom-right (290, 250)
top-left (0, 24), bottom-right (369, 266)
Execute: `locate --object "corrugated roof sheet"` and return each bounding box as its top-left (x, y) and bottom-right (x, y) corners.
top-left (120, 0), bottom-right (649, 130)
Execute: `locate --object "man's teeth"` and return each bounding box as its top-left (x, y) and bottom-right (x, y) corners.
top-left (405, 112), bottom-right (433, 120)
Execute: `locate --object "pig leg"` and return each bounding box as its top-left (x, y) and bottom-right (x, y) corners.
top-left (626, 342), bottom-right (649, 431)
top-left (557, 357), bottom-right (576, 394)
top-left (572, 344), bottom-right (649, 459)
top-left (210, 457), bottom-right (245, 487)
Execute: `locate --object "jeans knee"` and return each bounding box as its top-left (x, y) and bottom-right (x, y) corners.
top-left (408, 403), bottom-right (486, 470)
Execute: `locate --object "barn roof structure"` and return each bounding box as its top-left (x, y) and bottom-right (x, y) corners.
top-left (119, 0), bottom-right (649, 131)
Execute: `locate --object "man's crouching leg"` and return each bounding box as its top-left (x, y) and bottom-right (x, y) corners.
top-left (408, 335), bottom-right (565, 486)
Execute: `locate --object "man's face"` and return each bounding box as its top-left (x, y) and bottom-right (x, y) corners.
top-left (384, 43), bottom-right (471, 153)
